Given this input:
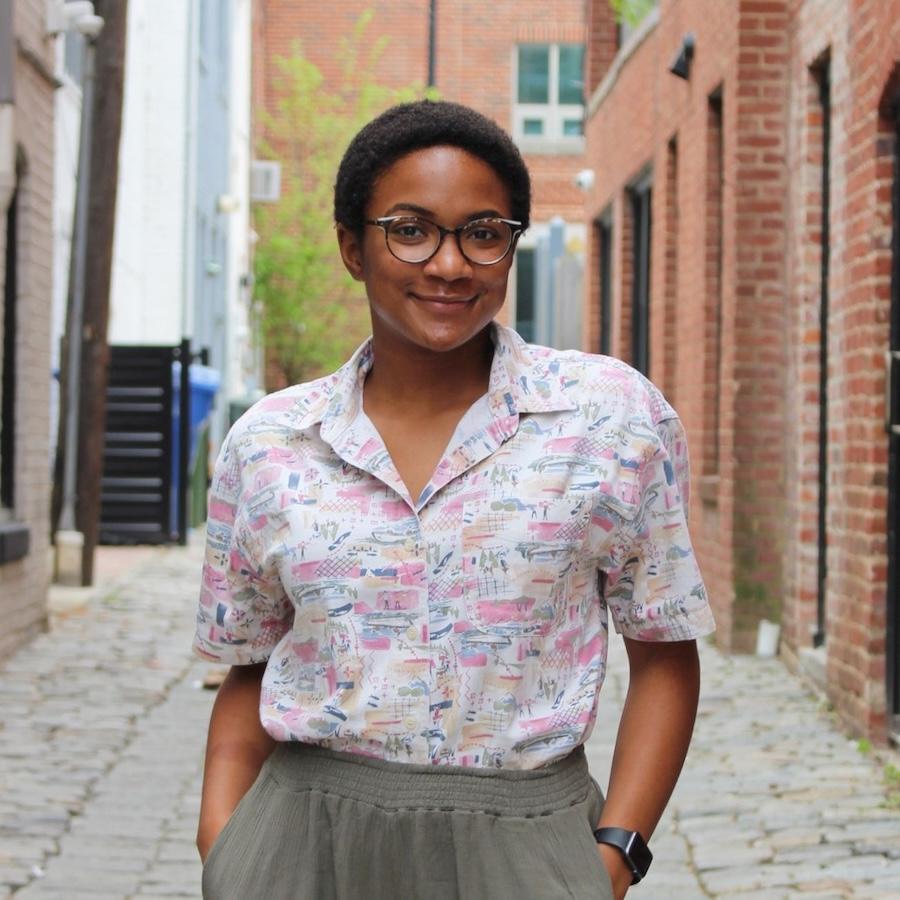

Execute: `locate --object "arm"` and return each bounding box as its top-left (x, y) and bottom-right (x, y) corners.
top-left (196, 662), bottom-right (276, 862)
top-left (596, 637), bottom-right (701, 899)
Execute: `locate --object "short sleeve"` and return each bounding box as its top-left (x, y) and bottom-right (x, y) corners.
top-left (192, 426), bottom-right (292, 664)
top-left (603, 415), bottom-right (715, 641)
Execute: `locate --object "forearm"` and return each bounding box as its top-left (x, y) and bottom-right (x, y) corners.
top-left (596, 638), bottom-right (701, 895)
top-left (197, 662), bottom-right (276, 860)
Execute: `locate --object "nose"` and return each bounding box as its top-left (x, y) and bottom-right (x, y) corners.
top-left (422, 232), bottom-right (473, 280)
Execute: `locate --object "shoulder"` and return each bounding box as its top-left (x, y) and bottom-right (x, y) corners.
top-left (222, 369), bottom-right (343, 463)
top-left (502, 325), bottom-right (676, 428)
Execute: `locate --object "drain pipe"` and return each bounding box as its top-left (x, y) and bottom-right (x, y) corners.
top-left (56, 22), bottom-right (103, 585)
top-left (428, 0), bottom-right (436, 87)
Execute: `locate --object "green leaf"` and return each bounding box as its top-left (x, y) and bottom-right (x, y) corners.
top-left (252, 15), bottom-right (440, 385)
top-left (609, 0), bottom-right (657, 28)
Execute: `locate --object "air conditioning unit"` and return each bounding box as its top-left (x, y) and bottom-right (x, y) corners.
top-left (250, 160), bottom-right (281, 203)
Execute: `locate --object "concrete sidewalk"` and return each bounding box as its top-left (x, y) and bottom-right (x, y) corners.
top-left (1, 540), bottom-right (898, 898)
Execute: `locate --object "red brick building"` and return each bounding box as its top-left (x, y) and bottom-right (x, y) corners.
top-left (252, 0), bottom-right (588, 344)
top-left (0, 0), bottom-right (57, 657)
top-left (584, 0), bottom-right (900, 743)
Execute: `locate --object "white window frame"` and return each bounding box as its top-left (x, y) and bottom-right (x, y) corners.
top-left (513, 44), bottom-right (585, 155)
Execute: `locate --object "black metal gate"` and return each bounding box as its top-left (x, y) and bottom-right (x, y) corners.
top-left (100, 341), bottom-right (191, 545)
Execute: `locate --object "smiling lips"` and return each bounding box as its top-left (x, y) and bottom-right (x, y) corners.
top-left (412, 293), bottom-right (477, 305)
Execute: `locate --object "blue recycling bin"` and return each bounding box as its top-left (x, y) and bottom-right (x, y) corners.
top-left (171, 362), bottom-right (221, 535)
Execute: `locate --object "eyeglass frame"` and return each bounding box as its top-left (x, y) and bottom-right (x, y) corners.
top-left (364, 215), bottom-right (524, 266)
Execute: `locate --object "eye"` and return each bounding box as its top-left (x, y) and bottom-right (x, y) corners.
top-left (387, 218), bottom-right (431, 243)
top-left (463, 220), bottom-right (505, 244)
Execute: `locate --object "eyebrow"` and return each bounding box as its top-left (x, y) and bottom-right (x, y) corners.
top-left (381, 203), bottom-right (506, 221)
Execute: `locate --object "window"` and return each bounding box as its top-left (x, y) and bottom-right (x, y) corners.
top-left (514, 44), bottom-right (584, 149)
top-left (515, 248), bottom-right (536, 342)
top-left (1, 189), bottom-right (16, 510)
top-left (63, 29), bottom-right (85, 86)
top-left (811, 60), bottom-right (831, 649)
top-left (704, 93), bottom-right (724, 478)
top-left (629, 174), bottom-right (652, 375)
top-left (662, 137), bottom-right (679, 402)
top-left (61, 0), bottom-right (94, 85)
top-left (597, 215), bottom-right (613, 356)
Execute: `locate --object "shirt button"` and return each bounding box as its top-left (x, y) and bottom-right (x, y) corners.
top-left (406, 625), bottom-right (418, 640)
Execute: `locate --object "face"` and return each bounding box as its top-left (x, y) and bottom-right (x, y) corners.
top-left (337, 145), bottom-right (516, 355)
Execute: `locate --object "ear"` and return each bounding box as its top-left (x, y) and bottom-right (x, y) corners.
top-left (337, 224), bottom-right (365, 282)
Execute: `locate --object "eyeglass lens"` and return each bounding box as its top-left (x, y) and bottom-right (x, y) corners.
top-left (384, 218), bottom-right (514, 264)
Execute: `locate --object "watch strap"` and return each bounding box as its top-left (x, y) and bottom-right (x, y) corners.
top-left (592, 826), bottom-right (653, 884)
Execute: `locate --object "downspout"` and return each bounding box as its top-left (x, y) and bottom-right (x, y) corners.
top-left (427, 0), bottom-right (436, 87)
top-left (59, 37), bottom-right (98, 534)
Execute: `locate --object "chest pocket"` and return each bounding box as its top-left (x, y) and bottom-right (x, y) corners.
top-left (460, 495), bottom-right (591, 635)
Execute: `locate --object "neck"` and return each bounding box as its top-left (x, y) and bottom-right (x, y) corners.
top-left (365, 324), bottom-right (495, 414)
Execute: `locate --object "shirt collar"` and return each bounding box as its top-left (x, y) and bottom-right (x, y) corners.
top-left (488, 322), bottom-right (579, 417)
top-left (317, 337), bottom-right (374, 446)
top-left (318, 322), bottom-right (577, 446)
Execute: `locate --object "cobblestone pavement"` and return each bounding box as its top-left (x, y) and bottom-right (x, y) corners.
top-left (1, 541), bottom-right (899, 899)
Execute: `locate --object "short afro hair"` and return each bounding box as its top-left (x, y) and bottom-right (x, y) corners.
top-left (334, 100), bottom-right (531, 236)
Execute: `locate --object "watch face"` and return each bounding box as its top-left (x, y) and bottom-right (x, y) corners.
top-left (627, 832), bottom-right (653, 874)
top-left (593, 827), bottom-right (653, 878)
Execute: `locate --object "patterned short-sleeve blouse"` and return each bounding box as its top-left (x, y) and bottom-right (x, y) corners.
top-left (193, 323), bottom-right (715, 769)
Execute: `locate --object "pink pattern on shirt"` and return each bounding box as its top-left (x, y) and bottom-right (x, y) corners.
top-left (193, 323), bottom-right (714, 768)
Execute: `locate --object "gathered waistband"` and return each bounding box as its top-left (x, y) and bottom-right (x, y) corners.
top-left (263, 742), bottom-right (593, 818)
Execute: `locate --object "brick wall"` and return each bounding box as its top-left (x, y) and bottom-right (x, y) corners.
top-left (730, 0), bottom-right (790, 648)
top-left (252, 0), bottom-right (589, 330)
top-left (584, 0), bottom-right (743, 651)
top-left (0, 0), bottom-right (56, 659)
top-left (585, 0), bottom-right (900, 741)
top-left (784, 0), bottom-right (900, 739)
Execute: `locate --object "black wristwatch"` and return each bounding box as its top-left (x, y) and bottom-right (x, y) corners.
top-left (593, 827), bottom-right (653, 884)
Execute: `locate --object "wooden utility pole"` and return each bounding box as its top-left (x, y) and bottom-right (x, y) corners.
top-left (78, 0), bottom-right (128, 584)
top-left (52, 0), bottom-right (128, 585)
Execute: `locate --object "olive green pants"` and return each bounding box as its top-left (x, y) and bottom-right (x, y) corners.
top-left (202, 743), bottom-right (613, 900)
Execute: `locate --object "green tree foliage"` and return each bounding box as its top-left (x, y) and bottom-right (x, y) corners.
top-left (609, 0), bottom-right (658, 28)
top-left (253, 12), bottom-right (435, 386)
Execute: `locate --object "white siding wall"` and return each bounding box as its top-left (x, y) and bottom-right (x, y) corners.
top-left (109, 0), bottom-right (190, 345)
top-left (226, 0), bottom-right (258, 404)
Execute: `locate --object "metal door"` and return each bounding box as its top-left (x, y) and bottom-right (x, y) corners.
top-left (100, 343), bottom-right (190, 544)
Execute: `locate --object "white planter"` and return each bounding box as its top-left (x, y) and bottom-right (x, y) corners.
top-left (755, 619), bottom-right (781, 658)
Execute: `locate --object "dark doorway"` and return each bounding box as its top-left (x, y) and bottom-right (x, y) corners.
top-left (1, 188), bottom-right (17, 509)
top-left (630, 176), bottom-right (652, 375)
top-left (516, 247), bottom-right (536, 342)
top-left (814, 61), bottom-right (831, 649)
top-left (598, 214), bottom-right (612, 356)
top-left (887, 104), bottom-right (900, 741)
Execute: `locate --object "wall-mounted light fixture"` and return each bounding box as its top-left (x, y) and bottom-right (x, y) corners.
top-left (669, 33), bottom-right (695, 81)
top-left (47, 1), bottom-right (105, 39)
top-left (217, 193), bottom-right (239, 214)
top-left (574, 168), bottom-right (595, 191)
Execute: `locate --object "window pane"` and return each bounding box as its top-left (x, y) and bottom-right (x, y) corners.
top-left (516, 248), bottom-right (536, 342)
top-left (563, 119), bottom-right (583, 136)
top-left (523, 119), bottom-right (544, 136)
top-left (518, 45), bottom-right (549, 104)
top-left (558, 45), bottom-right (584, 105)
top-left (64, 30), bottom-right (84, 85)
top-left (599, 221), bottom-right (613, 356)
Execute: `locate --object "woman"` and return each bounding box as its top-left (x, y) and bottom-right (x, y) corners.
top-left (194, 100), bottom-right (714, 900)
